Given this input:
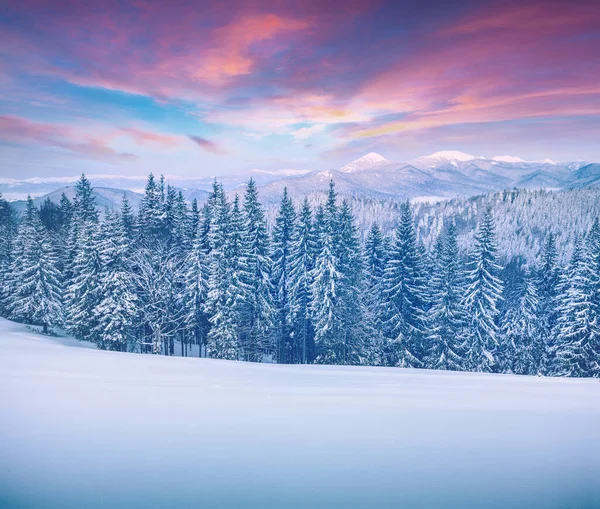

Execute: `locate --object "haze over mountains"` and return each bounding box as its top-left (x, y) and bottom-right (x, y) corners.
top-left (2, 151), bottom-right (599, 210)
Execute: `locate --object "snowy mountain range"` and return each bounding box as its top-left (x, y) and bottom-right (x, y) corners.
top-left (3, 151), bottom-right (599, 210)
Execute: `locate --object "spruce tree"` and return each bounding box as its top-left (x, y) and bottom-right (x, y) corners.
top-left (463, 209), bottom-right (504, 372)
top-left (7, 198), bottom-right (63, 333)
top-left (0, 193), bottom-right (16, 316)
top-left (271, 187), bottom-right (297, 363)
top-left (310, 183), bottom-right (344, 364)
top-left (553, 225), bottom-right (600, 377)
top-left (72, 174), bottom-right (99, 224)
top-left (289, 198), bottom-right (316, 363)
top-left (138, 173), bottom-right (164, 245)
top-left (206, 187), bottom-right (241, 360)
top-left (500, 272), bottom-right (539, 375)
top-left (336, 200), bottom-right (371, 365)
top-left (181, 215), bottom-right (211, 357)
top-left (239, 179), bottom-right (275, 362)
top-left (535, 233), bottom-right (560, 373)
top-left (382, 202), bottom-right (428, 368)
top-left (93, 211), bottom-right (138, 351)
top-left (426, 223), bottom-right (468, 370)
top-left (66, 220), bottom-right (103, 343)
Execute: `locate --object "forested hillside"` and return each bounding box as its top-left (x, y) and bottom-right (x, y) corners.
top-left (0, 174), bottom-right (599, 377)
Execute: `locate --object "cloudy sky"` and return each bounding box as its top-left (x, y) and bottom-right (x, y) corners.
top-left (1, 0), bottom-right (599, 178)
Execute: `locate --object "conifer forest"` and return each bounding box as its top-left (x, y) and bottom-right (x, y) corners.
top-left (1, 174), bottom-right (599, 378)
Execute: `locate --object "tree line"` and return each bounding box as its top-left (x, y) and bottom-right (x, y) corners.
top-left (0, 174), bottom-right (598, 377)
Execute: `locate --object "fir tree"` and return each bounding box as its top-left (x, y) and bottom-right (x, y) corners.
top-left (206, 187), bottom-right (240, 360)
top-left (463, 209), bottom-right (504, 372)
top-left (8, 198), bottom-right (63, 333)
top-left (66, 221), bottom-right (103, 343)
top-left (138, 173), bottom-right (164, 245)
top-left (181, 215), bottom-right (211, 357)
top-left (289, 198), bottom-right (316, 363)
top-left (120, 194), bottom-right (136, 239)
top-left (93, 211), bottom-right (138, 351)
top-left (72, 174), bottom-right (99, 224)
top-left (271, 187), bottom-right (297, 363)
top-left (535, 233), bottom-right (560, 373)
top-left (500, 272), bottom-right (539, 375)
top-left (239, 179), bottom-right (275, 362)
top-left (382, 202), bottom-right (428, 368)
top-left (0, 193), bottom-right (16, 316)
top-left (310, 184), bottom-right (344, 364)
top-left (426, 223), bottom-right (468, 371)
top-left (553, 224), bottom-right (600, 377)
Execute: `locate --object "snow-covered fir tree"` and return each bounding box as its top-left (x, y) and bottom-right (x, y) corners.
top-left (181, 212), bottom-right (211, 357)
top-left (0, 193), bottom-right (17, 315)
top-left (7, 197), bottom-right (63, 333)
top-left (382, 202), bottom-right (428, 368)
top-left (289, 198), bottom-right (316, 363)
top-left (463, 209), bottom-right (504, 372)
top-left (65, 220), bottom-right (103, 342)
top-left (500, 271), bottom-right (539, 375)
top-left (535, 233), bottom-right (560, 373)
top-left (239, 179), bottom-right (275, 362)
top-left (553, 224), bottom-right (600, 377)
top-left (93, 210), bottom-right (138, 351)
top-left (271, 187), bottom-right (297, 363)
top-left (206, 186), bottom-right (241, 360)
top-left (310, 182), bottom-right (346, 364)
top-left (426, 223), bottom-right (468, 370)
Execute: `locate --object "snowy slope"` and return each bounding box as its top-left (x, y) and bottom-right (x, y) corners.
top-left (1, 318), bottom-right (599, 509)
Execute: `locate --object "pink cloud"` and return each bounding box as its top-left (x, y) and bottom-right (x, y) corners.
top-left (339, 1), bottom-right (600, 140)
top-left (0, 115), bottom-right (183, 160)
top-left (188, 135), bottom-right (228, 155)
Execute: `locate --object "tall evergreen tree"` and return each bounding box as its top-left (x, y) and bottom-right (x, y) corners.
top-left (206, 187), bottom-right (240, 360)
top-left (426, 223), bottom-right (468, 370)
top-left (73, 174), bottom-right (99, 224)
top-left (239, 179), bottom-right (275, 362)
top-left (500, 272), bottom-right (539, 375)
top-left (289, 198), bottom-right (316, 363)
top-left (271, 187), bottom-right (297, 363)
top-left (336, 200), bottom-right (370, 365)
top-left (553, 225), bottom-right (600, 377)
top-left (382, 202), bottom-right (428, 368)
top-left (310, 183), bottom-right (344, 364)
top-left (8, 198), bottom-right (63, 333)
top-left (93, 211), bottom-right (138, 350)
top-left (66, 221), bottom-right (103, 343)
top-left (0, 193), bottom-right (17, 316)
top-left (138, 173), bottom-right (164, 245)
top-left (463, 209), bottom-right (504, 372)
top-left (181, 215), bottom-right (211, 357)
top-left (535, 233), bottom-right (560, 373)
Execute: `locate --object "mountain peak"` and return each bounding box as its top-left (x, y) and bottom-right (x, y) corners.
top-left (340, 152), bottom-right (391, 173)
top-left (423, 150), bottom-right (475, 162)
top-left (492, 155), bottom-right (526, 163)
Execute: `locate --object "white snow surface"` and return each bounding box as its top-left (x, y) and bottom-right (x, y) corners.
top-left (1, 318), bottom-right (599, 509)
top-left (492, 155), bottom-right (526, 163)
top-left (339, 152), bottom-right (391, 173)
top-left (420, 150), bottom-right (476, 162)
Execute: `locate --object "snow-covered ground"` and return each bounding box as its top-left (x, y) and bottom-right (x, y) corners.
top-left (1, 318), bottom-right (599, 509)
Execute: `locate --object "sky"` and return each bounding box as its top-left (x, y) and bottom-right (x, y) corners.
top-left (0, 0), bottom-right (599, 178)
